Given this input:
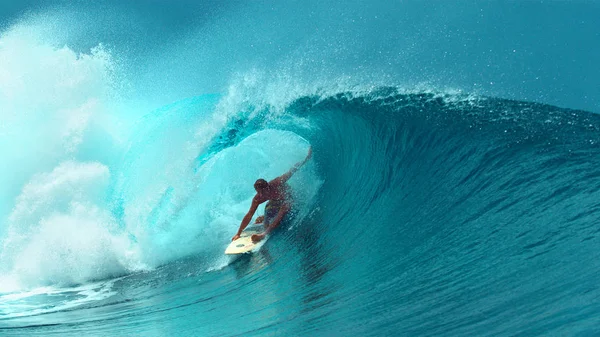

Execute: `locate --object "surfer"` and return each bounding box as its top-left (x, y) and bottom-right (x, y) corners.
top-left (232, 147), bottom-right (313, 243)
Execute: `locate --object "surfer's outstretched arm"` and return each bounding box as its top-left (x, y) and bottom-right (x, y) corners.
top-left (232, 197), bottom-right (260, 241)
top-left (270, 147), bottom-right (312, 185)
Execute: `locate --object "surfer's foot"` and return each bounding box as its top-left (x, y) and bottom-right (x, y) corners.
top-left (251, 233), bottom-right (265, 242)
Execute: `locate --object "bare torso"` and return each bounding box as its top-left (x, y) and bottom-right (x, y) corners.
top-left (255, 181), bottom-right (291, 205)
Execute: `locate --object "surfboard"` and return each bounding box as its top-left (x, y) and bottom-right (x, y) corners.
top-left (225, 226), bottom-right (269, 255)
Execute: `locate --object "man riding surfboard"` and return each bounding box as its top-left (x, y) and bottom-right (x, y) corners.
top-left (232, 147), bottom-right (312, 243)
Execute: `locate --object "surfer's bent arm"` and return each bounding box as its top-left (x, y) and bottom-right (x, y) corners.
top-left (233, 197), bottom-right (259, 240)
top-left (271, 147), bottom-right (312, 185)
top-left (264, 204), bottom-right (290, 235)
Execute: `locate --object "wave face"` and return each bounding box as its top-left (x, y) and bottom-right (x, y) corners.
top-left (1, 1), bottom-right (600, 336)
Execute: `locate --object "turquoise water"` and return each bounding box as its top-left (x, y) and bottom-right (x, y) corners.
top-left (1, 1), bottom-right (600, 336)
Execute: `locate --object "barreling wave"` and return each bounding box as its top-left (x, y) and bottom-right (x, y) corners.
top-left (2, 86), bottom-right (600, 335)
top-left (277, 89), bottom-right (600, 335)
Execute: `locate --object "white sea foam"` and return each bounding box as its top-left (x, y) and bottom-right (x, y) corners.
top-left (0, 279), bottom-right (118, 318)
top-left (0, 162), bottom-right (142, 290)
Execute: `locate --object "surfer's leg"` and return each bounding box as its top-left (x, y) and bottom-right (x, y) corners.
top-left (262, 217), bottom-right (271, 230)
top-left (264, 201), bottom-right (279, 230)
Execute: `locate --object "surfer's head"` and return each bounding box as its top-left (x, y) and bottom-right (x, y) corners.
top-left (254, 178), bottom-right (269, 192)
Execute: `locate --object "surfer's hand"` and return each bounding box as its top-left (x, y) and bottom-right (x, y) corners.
top-left (232, 234), bottom-right (241, 241)
top-left (251, 233), bottom-right (265, 242)
top-left (254, 216), bottom-right (264, 224)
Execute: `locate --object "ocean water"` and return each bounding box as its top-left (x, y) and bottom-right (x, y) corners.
top-left (1, 1), bottom-right (600, 336)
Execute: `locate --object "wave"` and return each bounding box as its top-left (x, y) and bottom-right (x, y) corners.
top-left (2, 80), bottom-right (600, 334)
top-left (271, 90), bottom-right (600, 335)
top-left (2, 19), bottom-right (600, 337)
top-left (2, 1), bottom-right (600, 334)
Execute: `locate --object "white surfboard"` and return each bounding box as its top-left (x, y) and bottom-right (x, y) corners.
top-left (225, 226), bottom-right (269, 255)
